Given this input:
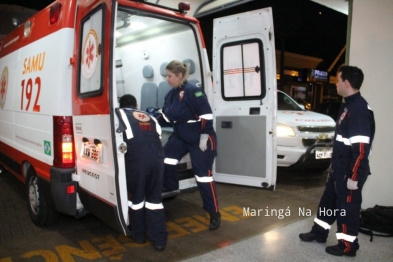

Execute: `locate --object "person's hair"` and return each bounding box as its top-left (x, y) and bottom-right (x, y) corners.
top-left (337, 65), bottom-right (364, 90)
top-left (119, 94), bottom-right (137, 108)
top-left (166, 60), bottom-right (189, 85)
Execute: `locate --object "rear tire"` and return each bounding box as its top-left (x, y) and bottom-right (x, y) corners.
top-left (26, 168), bottom-right (59, 226)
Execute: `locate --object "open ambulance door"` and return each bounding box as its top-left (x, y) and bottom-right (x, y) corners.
top-left (72, 0), bottom-right (129, 234)
top-left (212, 8), bottom-right (277, 189)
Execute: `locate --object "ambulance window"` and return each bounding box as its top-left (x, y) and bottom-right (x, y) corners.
top-left (78, 8), bottom-right (104, 97)
top-left (220, 40), bottom-right (265, 101)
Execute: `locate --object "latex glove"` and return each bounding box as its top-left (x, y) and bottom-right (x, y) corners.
top-left (347, 178), bottom-right (358, 190)
top-left (199, 134), bottom-right (209, 151)
top-left (146, 107), bottom-right (155, 113)
top-left (146, 107), bottom-right (162, 117)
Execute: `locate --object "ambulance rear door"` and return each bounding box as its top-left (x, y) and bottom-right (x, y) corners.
top-left (212, 8), bottom-right (277, 189)
top-left (72, 0), bottom-right (129, 234)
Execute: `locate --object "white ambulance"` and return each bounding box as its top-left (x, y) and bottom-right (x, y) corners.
top-left (0, 0), bottom-right (277, 234)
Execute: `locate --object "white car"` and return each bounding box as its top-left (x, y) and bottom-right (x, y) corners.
top-left (276, 91), bottom-right (336, 172)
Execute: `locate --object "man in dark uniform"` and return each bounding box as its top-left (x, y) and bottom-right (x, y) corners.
top-left (158, 60), bottom-right (220, 230)
top-left (118, 94), bottom-right (168, 251)
top-left (299, 65), bottom-right (375, 257)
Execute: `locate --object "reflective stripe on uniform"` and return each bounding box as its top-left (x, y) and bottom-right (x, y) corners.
top-left (336, 232), bottom-right (356, 242)
top-left (164, 158), bottom-right (178, 165)
top-left (186, 113), bottom-right (213, 123)
top-left (151, 115), bottom-right (162, 136)
top-left (187, 119), bottom-right (201, 123)
top-left (195, 175), bottom-right (214, 183)
top-left (199, 113), bottom-right (213, 120)
top-left (131, 201), bottom-right (145, 210)
top-left (145, 202), bottom-right (164, 210)
top-left (349, 135), bottom-right (370, 144)
top-left (314, 217), bottom-right (331, 230)
top-left (119, 109), bottom-right (134, 139)
top-left (162, 112), bottom-right (170, 123)
top-left (336, 134), bottom-right (350, 145)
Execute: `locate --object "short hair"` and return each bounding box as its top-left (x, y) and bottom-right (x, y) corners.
top-left (337, 65), bottom-right (364, 90)
top-left (166, 60), bottom-right (189, 85)
top-left (119, 94), bottom-right (137, 108)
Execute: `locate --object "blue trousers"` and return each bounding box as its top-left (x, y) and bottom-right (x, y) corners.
top-left (163, 133), bottom-right (219, 214)
top-left (126, 145), bottom-right (168, 246)
top-left (311, 158), bottom-right (368, 251)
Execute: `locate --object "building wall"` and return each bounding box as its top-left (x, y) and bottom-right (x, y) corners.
top-left (349, 0), bottom-right (393, 207)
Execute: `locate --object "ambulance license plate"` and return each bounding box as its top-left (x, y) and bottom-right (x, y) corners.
top-left (315, 149), bottom-right (332, 159)
top-left (82, 144), bottom-right (102, 163)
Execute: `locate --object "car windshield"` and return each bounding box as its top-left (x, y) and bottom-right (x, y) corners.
top-left (277, 91), bottom-right (303, 111)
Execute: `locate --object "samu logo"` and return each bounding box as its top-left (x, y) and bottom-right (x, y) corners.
top-left (0, 66), bottom-right (8, 109)
top-left (338, 107), bottom-right (348, 125)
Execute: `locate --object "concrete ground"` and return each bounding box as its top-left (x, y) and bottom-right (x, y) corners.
top-left (182, 216), bottom-right (393, 262)
top-left (1, 168), bottom-right (390, 262)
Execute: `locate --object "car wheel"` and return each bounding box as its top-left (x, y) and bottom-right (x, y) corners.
top-left (26, 167), bottom-right (59, 226)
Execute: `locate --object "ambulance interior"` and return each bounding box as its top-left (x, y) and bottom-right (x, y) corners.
top-left (114, 9), bottom-right (202, 102)
top-left (114, 8), bottom-right (201, 167)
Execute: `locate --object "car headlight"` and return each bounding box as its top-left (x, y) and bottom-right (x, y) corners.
top-left (277, 124), bottom-right (295, 137)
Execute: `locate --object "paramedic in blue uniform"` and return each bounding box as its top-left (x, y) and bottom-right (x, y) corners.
top-left (299, 65), bottom-right (375, 257)
top-left (159, 60), bottom-right (221, 230)
top-left (119, 94), bottom-right (168, 251)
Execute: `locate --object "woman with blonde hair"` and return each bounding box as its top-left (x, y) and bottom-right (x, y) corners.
top-left (159, 60), bottom-right (220, 230)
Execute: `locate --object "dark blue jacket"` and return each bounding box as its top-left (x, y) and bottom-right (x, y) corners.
top-left (161, 81), bottom-right (215, 143)
top-left (333, 92), bottom-right (375, 180)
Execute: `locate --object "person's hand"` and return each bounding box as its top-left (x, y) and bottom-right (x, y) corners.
top-left (199, 134), bottom-right (209, 151)
top-left (146, 107), bottom-right (160, 113)
top-left (146, 107), bottom-right (162, 117)
top-left (347, 178), bottom-right (358, 190)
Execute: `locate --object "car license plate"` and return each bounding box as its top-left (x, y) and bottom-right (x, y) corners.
top-left (82, 143), bottom-right (102, 163)
top-left (315, 149), bottom-right (332, 159)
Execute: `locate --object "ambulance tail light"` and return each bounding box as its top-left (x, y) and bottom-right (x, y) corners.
top-left (53, 116), bottom-right (75, 168)
top-left (50, 3), bottom-right (62, 25)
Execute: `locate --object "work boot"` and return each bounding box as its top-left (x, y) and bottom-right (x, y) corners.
top-left (299, 232), bottom-right (327, 243)
top-left (209, 212), bottom-right (221, 230)
top-left (326, 244), bottom-right (356, 257)
top-left (129, 233), bottom-right (146, 244)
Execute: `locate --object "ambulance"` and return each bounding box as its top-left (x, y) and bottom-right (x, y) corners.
top-left (0, 0), bottom-right (277, 235)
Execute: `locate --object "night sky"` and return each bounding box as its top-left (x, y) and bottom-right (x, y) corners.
top-left (0, 0), bottom-right (53, 10)
top-left (198, 0), bottom-right (348, 72)
top-left (0, 0), bottom-right (347, 72)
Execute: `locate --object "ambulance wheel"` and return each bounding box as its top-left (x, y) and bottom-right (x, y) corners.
top-left (26, 168), bottom-right (58, 226)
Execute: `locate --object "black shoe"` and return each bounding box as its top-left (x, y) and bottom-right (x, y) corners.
top-left (209, 212), bottom-right (221, 230)
top-left (326, 244), bottom-right (356, 257)
top-left (129, 234), bottom-right (146, 244)
top-left (162, 187), bottom-right (171, 193)
top-left (154, 244), bottom-right (166, 251)
top-left (299, 232), bottom-right (327, 243)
